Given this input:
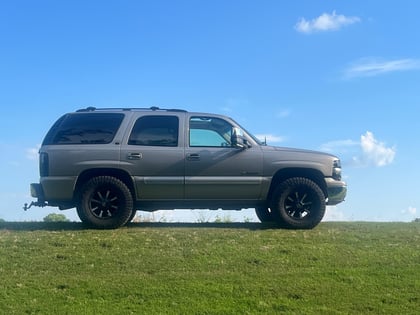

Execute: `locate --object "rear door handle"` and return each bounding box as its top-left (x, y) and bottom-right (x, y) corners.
top-left (186, 153), bottom-right (200, 161)
top-left (127, 152), bottom-right (143, 160)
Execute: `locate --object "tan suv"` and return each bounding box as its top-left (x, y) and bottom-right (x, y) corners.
top-left (25, 107), bottom-right (346, 229)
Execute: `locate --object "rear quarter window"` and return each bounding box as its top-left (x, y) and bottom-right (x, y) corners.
top-left (43, 113), bottom-right (124, 145)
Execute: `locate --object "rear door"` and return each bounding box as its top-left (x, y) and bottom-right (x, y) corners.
top-left (185, 114), bottom-right (264, 200)
top-left (120, 113), bottom-right (185, 200)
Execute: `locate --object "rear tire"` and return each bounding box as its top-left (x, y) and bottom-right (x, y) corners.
top-left (271, 177), bottom-right (326, 229)
top-left (77, 176), bottom-right (133, 229)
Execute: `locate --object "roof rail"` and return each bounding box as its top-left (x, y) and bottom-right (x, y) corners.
top-left (76, 106), bottom-right (96, 112)
top-left (76, 106), bottom-right (187, 113)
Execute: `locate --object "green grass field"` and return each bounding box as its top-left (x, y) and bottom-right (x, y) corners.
top-left (0, 222), bottom-right (419, 314)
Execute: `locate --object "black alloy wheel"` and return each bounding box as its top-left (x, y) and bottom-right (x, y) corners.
top-left (77, 176), bottom-right (133, 229)
top-left (271, 177), bottom-right (326, 229)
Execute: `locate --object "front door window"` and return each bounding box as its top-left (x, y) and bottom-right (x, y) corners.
top-left (189, 117), bottom-right (233, 147)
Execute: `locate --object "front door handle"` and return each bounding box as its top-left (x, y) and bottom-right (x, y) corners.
top-left (186, 153), bottom-right (200, 161)
top-left (127, 152), bottom-right (143, 160)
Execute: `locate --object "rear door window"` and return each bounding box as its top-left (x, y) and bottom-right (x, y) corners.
top-left (128, 116), bottom-right (179, 147)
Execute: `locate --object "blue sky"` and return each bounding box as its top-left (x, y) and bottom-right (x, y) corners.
top-left (1, 1), bottom-right (419, 222)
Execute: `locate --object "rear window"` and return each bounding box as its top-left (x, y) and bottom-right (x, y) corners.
top-left (43, 113), bottom-right (124, 145)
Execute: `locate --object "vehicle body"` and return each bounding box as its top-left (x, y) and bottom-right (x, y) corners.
top-left (26, 107), bottom-right (347, 229)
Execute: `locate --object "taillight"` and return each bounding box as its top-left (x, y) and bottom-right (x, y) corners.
top-left (39, 152), bottom-right (49, 177)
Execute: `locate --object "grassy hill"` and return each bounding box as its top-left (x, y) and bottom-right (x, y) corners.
top-left (0, 222), bottom-right (419, 314)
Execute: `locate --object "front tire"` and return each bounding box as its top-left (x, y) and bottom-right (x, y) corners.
top-left (271, 177), bottom-right (326, 229)
top-left (255, 206), bottom-right (276, 223)
top-left (77, 176), bottom-right (133, 229)
top-left (127, 210), bottom-right (137, 223)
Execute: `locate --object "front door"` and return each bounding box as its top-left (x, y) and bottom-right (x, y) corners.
top-left (185, 115), bottom-right (263, 200)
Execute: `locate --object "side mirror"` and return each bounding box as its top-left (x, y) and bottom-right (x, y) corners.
top-left (231, 128), bottom-right (249, 149)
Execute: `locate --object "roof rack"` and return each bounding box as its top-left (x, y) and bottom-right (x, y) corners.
top-left (76, 106), bottom-right (187, 113)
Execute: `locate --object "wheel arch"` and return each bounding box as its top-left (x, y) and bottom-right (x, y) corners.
top-left (267, 168), bottom-right (327, 201)
top-left (74, 168), bottom-right (136, 201)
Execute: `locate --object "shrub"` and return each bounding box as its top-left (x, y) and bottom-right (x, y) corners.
top-left (43, 213), bottom-right (70, 222)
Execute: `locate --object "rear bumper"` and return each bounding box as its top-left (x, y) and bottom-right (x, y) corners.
top-left (30, 176), bottom-right (76, 204)
top-left (325, 178), bottom-right (347, 205)
top-left (30, 183), bottom-right (45, 200)
top-left (28, 181), bottom-right (75, 210)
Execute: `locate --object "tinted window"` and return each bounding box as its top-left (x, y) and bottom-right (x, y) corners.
top-left (128, 116), bottom-right (179, 147)
top-left (43, 113), bottom-right (124, 145)
top-left (189, 117), bottom-right (233, 147)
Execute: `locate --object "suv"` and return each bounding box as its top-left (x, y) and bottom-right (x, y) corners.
top-left (26, 107), bottom-right (346, 229)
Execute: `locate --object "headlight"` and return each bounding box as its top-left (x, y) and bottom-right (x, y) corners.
top-left (333, 159), bottom-right (342, 181)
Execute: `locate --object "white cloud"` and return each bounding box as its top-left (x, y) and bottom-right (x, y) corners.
top-left (26, 145), bottom-right (40, 160)
top-left (320, 139), bottom-right (359, 153)
top-left (402, 206), bottom-right (417, 216)
top-left (295, 11), bottom-right (360, 34)
top-left (222, 98), bottom-right (250, 112)
top-left (255, 134), bottom-right (286, 144)
top-left (276, 109), bottom-right (291, 118)
top-left (358, 131), bottom-right (396, 167)
top-left (345, 58), bottom-right (420, 78)
top-left (320, 132), bottom-right (395, 168)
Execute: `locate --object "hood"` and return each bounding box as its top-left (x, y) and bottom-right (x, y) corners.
top-left (262, 145), bottom-right (337, 159)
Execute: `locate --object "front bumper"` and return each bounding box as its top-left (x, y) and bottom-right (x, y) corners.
top-left (325, 178), bottom-right (347, 205)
